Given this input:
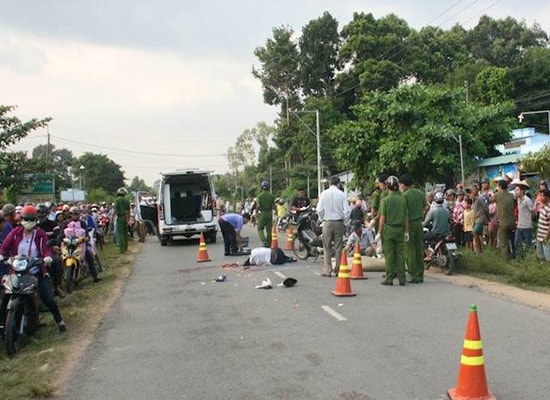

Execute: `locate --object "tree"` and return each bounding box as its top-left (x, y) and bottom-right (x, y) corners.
top-left (74, 153), bottom-right (125, 194)
top-left (328, 83), bottom-right (515, 187)
top-left (520, 144), bottom-right (550, 178)
top-left (465, 16), bottom-right (548, 67)
top-left (128, 176), bottom-right (154, 194)
top-left (299, 12), bottom-right (340, 97)
top-left (253, 26), bottom-right (301, 115)
top-left (0, 105), bottom-right (51, 202)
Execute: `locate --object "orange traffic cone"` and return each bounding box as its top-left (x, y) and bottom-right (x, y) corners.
top-left (284, 226), bottom-right (294, 251)
top-left (350, 242), bottom-right (367, 280)
top-left (270, 225), bottom-right (279, 249)
top-left (331, 252), bottom-right (356, 297)
top-left (448, 304), bottom-right (496, 400)
top-left (196, 233), bottom-right (211, 262)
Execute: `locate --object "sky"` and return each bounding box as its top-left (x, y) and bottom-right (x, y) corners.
top-left (2, 0), bottom-right (550, 187)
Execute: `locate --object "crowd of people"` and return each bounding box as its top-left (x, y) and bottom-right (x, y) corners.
top-left (0, 187), bottom-right (136, 335)
top-left (216, 172), bottom-right (550, 285)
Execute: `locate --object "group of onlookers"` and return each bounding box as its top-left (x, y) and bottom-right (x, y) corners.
top-left (0, 188), bottom-right (135, 335)
top-left (442, 176), bottom-right (550, 261)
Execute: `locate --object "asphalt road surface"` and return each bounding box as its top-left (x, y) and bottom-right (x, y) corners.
top-left (61, 225), bottom-right (550, 400)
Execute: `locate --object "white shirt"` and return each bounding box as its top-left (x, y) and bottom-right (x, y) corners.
top-left (249, 247), bottom-right (272, 265)
top-left (317, 185), bottom-right (350, 222)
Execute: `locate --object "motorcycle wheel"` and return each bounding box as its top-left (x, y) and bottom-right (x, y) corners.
top-left (443, 248), bottom-right (454, 275)
top-left (65, 267), bottom-right (75, 294)
top-left (437, 248), bottom-right (452, 275)
top-left (292, 237), bottom-right (309, 260)
top-left (5, 306), bottom-right (24, 357)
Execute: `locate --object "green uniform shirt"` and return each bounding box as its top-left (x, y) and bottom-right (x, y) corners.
top-left (114, 196), bottom-right (130, 221)
top-left (403, 187), bottom-right (427, 222)
top-left (380, 191), bottom-right (408, 226)
top-left (494, 190), bottom-right (515, 229)
top-left (257, 190), bottom-right (275, 213)
top-left (371, 189), bottom-right (381, 215)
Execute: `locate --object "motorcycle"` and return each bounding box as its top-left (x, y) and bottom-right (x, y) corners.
top-left (61, 229), bottom-right (87, 294)
top-left (423, 231), bottom-right (458, 275)
top-left (290, 207), bottom-right (324, 261)
top-left (1, 256), bottom-right (42, 357)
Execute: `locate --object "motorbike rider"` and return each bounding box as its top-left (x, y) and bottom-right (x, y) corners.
top-left (0, 205), bottom-right (67, 333)
top-left (422, 192), bottom-right (450, 243)
top-left (36, 204), bottom-right (66, 298)
top-left (291, 188), bottom-right (311, 213)
top-left (59, 206), bottom-right (101, 283)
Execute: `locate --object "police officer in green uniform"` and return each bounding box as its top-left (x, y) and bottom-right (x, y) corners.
top-left (377, 176), bottom-right (409, 286)
top-left (370, 174), bottom-right (388, 233)
top-left (400, 174), bottom-right (428, 283)
top-left (257, 180), bottom-right (275, 247)
top-left (113, 187), bottom-right (131, 253)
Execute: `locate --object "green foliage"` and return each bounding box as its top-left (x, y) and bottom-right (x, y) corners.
top-left (86, 187), bottom-right (112, 204)
top-left (0, 105), bottom-right (51, 198)
top-left (74, 152), bottom-right (125, 194)
top-left (299, 12), bottom-right (340, 97)
top-left (328, 84), bottom-right (515, 186)
top-left (520, 144), bottom-right (550, 178)
top-left (459, 249), bottom-right (550, 290)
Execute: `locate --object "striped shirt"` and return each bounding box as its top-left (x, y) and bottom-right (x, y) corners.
top-left (536, 204), bottom-right (550, 242)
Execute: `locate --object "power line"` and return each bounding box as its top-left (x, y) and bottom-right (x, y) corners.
top-left (52, 135), bottom-right (227, 158)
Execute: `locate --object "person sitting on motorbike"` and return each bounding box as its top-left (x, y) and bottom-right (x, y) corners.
top-left (423, 192), bottom-right (450, 243)
top-left (291, 188), bottom-right (311, 213)
top-left (344, 219), bottom-right (376, 257)
top-left (0, 205), bottom-right (67, 332)
top-left (36, 204), bottom-right (66, 298)
top-left (59, 206), bottom-right (101, 283)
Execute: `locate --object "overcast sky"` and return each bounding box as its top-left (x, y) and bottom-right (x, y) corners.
top-left (2, 0), bottom-right (550, 187)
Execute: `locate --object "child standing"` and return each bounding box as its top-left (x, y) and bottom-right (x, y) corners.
top-left (463, 197), bottom-right (474, 251)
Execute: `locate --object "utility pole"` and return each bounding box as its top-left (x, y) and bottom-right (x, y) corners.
top-left (46, 126), bottom-right (51, 174)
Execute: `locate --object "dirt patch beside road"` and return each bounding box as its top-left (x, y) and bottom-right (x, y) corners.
top-left (425, 270), bottom-right (550, 312)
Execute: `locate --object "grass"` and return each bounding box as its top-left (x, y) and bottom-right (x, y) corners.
top-left (455, 246), bottom-right (550, 294)
top-left (0, 239), bottom-right (140, 399)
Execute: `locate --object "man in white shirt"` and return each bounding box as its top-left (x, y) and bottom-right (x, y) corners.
top-left (514, 181), bottom-right (534, 258)
top-left (243, 247), bottom-right (296, 266)
top-left (317, 176), bottom-right (350, 277)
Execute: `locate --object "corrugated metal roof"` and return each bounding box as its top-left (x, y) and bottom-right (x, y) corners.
top-left (475, 154), bottom-right (523, 167)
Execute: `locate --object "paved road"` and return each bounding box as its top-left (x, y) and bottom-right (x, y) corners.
top-left (61, 225), bottom-right (550, 400)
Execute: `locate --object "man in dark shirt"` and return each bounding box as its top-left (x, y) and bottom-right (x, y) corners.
top-left (291, 188), bottom-right (311, 212)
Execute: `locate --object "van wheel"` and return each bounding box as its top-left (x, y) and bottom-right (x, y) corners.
top-left (160, 237), bottom-right (168, 246)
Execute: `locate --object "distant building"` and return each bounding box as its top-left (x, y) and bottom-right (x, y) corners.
top-left (475, 127), bottom-right (550, 182)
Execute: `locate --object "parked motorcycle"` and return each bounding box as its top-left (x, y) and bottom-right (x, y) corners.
top-left (290, 207), bottom-right (324, 261)
top-left (1, 256), bottom-right (42, 357)
top-left (423, 232), bottom-right (458, 275)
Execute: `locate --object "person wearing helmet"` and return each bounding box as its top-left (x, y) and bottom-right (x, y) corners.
top-left (256, 180), bottom-right (275, 247)
top-left (290, 188), bottom-right (311, 213)
top-left (317, 176), bottom-right (350, 277)
top-left (113, 187), bottom-right (131, 253)
top-left (0, 205), bottom-right (67, 332)
top-left (377, 175), bottom-right (409, 286)
top-left (1, 203), bottom-right (17, 239)
top-left (399, 174), bottom-right (428, 284)
top-left (423, 191), bottom-right (450, 245)
top-left (36, 204), bottom-right (65, 297)
top-left (60, 206), bottom-right (101, 283)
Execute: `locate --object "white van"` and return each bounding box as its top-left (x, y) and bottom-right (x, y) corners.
top-left (157, 169), bottom-right (217, 246)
